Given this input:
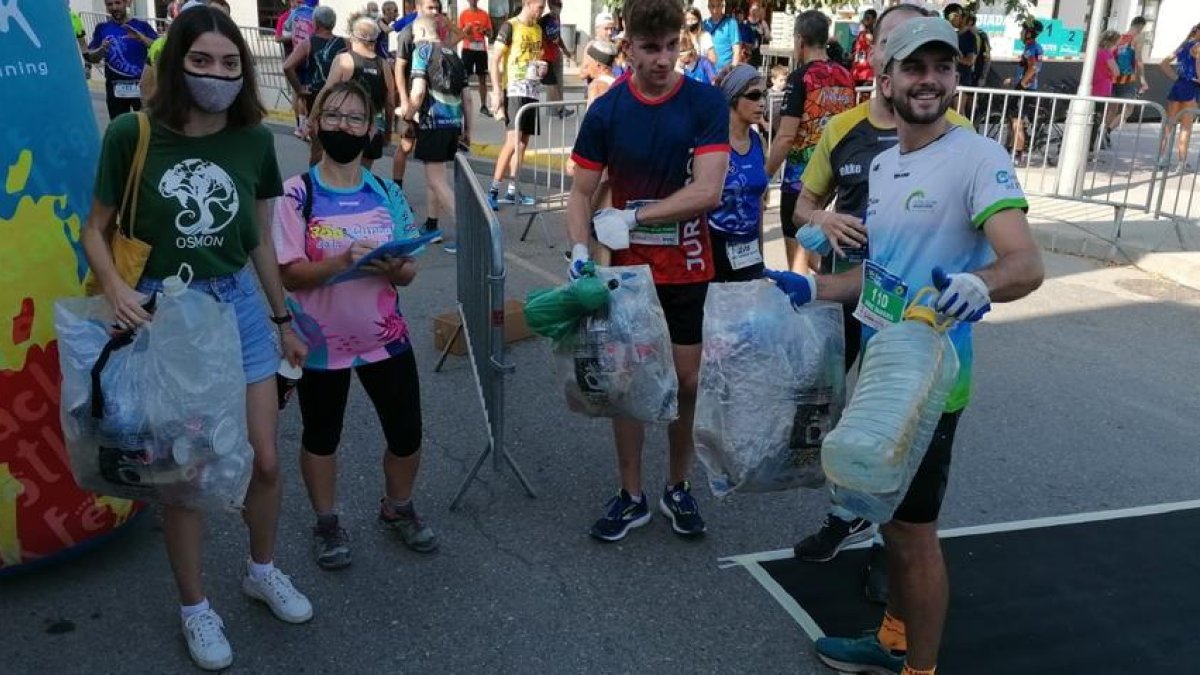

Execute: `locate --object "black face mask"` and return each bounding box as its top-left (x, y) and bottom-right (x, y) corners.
top-left (318, 128), bottom-right (369, 164)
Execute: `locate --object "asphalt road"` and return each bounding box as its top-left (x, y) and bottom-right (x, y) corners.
top-left (3, 96), bottom-right (1199, 675)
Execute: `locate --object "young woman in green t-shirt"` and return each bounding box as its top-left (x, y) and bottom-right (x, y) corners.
top-left (79, 8), bottom-right (312, 671)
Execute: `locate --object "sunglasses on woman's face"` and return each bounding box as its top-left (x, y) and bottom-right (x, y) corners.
top-left (740, 90), bottom-right (766, 102)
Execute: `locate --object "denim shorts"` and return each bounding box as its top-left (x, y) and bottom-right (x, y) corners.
top-left (137, 267), bottom-right (280, 384)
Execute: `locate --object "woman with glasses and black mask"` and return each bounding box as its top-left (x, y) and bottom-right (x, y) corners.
top-left (79, 7), bottom-right (311, 671)
top-left (273, 81), bottom-right (437, 578)
top-left (709, 65), bottom-right (770, 282)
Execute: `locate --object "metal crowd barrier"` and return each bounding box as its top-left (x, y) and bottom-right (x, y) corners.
top-left (1154, 106), bottom-right (1200, 222)
top-left (951, 85), bottom-right (1169, 234)
top-left (78, 11), bottom-right (292, 109)
top-left (512, 99), bottom-right (588, 247)
top-left (438, 153), bottom-right (536, 510)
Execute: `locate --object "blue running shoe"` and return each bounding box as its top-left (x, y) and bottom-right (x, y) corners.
top-left (513, 190), bottom-right (536, 206)
top-left (659, 481), bottom-right (706, 537)
top-left (814, 632), bottom-right (904, 674)
top-left (487, 189), bottom-right (500, 211)
top-left (590, 490), bottom-right (651, 542)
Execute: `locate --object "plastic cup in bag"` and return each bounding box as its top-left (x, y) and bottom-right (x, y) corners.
top-left (276, 360), bottom-right (302, 410)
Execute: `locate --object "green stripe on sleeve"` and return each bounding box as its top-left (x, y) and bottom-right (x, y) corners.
top-left (972, 198), bottom-right (1029, 228)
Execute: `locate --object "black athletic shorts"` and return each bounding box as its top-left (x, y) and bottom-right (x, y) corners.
top-left (710, 231), bottom-right (765, 282)
top-left (461, 48), bottom-right (488, 77)
top-left (655, 282), bottom-right (709, 346)
top-left (414, 127), bottom-right (461, 163)
top-left (297, 349), bottom-right (422, 457)
top-left (506, 95), bottom-right (540, 136)
top-left (892, 411), bottom-right (961, 524)
top-left (780, 190), bottom-right (800, 238)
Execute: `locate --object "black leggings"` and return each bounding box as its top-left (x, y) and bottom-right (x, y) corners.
top-left (297, 350), bottom-right (423, 457)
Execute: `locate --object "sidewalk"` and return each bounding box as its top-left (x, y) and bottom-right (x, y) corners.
top-left (1025, 196), bottom-right (1200, 291)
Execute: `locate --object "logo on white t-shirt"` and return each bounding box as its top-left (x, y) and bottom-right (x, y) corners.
top-left (903, 189), bottom-right (937, 213)
top-left (158, 159), bottom-right (240, 249)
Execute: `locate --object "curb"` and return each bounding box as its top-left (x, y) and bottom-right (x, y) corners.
top-left (1030, 220), bottom-right (1200, 291)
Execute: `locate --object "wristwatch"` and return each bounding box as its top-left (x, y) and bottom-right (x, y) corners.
top-left (270, 312), bottom-right (293, 326)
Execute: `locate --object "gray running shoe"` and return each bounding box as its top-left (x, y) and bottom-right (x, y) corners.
top-left (379, 500), bottom-right (439, 553)
top-left (312, 516), bottom-right (351, 570)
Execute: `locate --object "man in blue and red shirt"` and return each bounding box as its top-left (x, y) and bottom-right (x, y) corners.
top-left (567, 0), bottom-right (729, 543)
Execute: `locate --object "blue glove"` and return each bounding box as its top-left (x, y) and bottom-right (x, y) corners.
top-left (763, 269), bottom-right (816, 308)
top-left (568, 243), bottom-right (591, 280)
top-left (932, 266), bottom-right (991, 322)
top-left (796, 223), bottom-right (833, 256)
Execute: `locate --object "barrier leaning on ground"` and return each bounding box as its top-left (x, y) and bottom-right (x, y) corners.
top-left (438, 154), bottom-right (536, 510)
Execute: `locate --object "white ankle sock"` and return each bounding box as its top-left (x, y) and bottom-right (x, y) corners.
top-left (248, 560), bottom-right (275, 581)
top-left (180, 598), bottom-right (211, 620)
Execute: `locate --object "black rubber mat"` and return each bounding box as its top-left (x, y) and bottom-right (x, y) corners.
top-left (760, 508), bottom-right (1200, 673)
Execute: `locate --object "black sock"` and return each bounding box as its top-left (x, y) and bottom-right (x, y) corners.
top-left (425, 218), bottom-right (438, 231)
top-left (393, 178), bottom-right (403, 190)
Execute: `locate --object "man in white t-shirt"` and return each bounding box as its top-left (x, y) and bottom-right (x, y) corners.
top-left (765, 18), bottom-right (1044, 675)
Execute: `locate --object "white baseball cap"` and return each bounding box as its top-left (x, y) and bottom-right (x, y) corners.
top-left (595, 12), bottom-right (614, 29)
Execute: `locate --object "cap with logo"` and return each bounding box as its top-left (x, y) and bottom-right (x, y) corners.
top-left (882, 17), bottom-right (961, 65)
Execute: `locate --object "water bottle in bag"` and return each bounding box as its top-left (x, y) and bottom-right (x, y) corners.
top-left (822, 288), bottom-right (959, 523)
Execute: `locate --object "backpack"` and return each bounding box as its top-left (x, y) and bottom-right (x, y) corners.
top-left (425, 45), bottom-right (469, 97)
top-left (307, 35), bottom-right (346, 93)
top-left (300, 170), bottom-right (391, 224)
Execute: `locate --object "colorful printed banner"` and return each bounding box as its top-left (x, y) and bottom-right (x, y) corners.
top-left (0, 1), bottom-right (140, 575)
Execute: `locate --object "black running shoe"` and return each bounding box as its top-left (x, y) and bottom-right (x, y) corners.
top-left (794, 514), bottom-right (874, 562)
top-left (659, 481), bottom-right (706, 537)
top-left (864, 542), bottom-right (889, 605)
top-left (590, 489), bottom-right (651, 542)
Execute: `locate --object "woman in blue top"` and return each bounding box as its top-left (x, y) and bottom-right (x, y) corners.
top-left (710, 65), bottom-right (769, 282)
top-left (1159, 25), bottom-right (1200, 170)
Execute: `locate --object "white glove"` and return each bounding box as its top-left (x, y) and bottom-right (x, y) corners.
top-left (931, 267), bottom-right (991, 322)
top-left (568, 243), bottom-right (591, 280)
top-left (592, 207), bottom-right (639, 251)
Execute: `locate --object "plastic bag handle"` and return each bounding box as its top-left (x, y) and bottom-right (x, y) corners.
top-left (90, 295), bottom-right (158, 419)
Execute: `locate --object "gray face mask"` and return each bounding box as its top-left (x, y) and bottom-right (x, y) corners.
top-left (184, 71), bottom-right (244, 113)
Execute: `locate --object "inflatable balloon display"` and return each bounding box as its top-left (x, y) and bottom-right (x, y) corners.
top-left (0, 1), bottom-right (142, 575)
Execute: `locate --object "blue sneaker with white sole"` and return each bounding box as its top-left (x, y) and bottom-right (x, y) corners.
top-left (486, 189), bottom-right (500, 211)
top-left (814, 632), bottom-right (905, 674)
top-left (659, 481), bottom-right (706, 537)
top-left (590, 490), bottom-right (651, 542)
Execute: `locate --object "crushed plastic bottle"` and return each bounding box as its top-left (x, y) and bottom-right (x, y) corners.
top-left (822, 288), bottom-right (960, 523)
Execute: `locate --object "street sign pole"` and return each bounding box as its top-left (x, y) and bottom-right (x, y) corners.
top-left (1056, 0), bottom-right (1112, 197)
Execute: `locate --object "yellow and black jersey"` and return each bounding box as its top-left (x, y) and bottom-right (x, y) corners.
top-left (801, 101), bottom-right (972, 219)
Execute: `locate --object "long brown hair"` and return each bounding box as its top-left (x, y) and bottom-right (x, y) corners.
top-left (147, 7), bottom-right (265, 130)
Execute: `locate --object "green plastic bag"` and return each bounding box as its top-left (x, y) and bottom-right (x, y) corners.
top-left (525, 266), bottom-right (612, 342)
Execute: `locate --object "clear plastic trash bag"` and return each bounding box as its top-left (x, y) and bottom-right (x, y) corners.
top-left (822, 293), bottom-right (959, 524)
top-left (55, 267), bottom-right (254, 511)
top-left (694, 281), bottom-right (846, 497)
top-left (555, 265), bottom-right (679, 422)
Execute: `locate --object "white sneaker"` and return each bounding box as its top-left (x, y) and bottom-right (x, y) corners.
top-left (241, 564), bottom-right (314, 624)
top-left (183, 608), bottom-right (233, 671)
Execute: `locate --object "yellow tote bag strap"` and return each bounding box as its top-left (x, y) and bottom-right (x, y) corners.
top-left (119, 112), bottom-right (151, 239)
